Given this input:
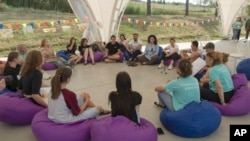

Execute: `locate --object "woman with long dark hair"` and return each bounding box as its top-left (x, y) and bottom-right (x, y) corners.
top-left (19, 50), bottom-right (47, 107)
top-left (109, 71), bottom-right (142, 124)
top-left (3, 51), bottom-right (21, 92)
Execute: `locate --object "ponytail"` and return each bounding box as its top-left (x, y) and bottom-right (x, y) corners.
top-left (50, 67), bottom-right (72, 99)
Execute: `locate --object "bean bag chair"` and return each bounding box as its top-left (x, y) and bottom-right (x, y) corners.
top-left (0, 93), bottom-right (44, 125)
top-left (32, 109), bottom-right (95, 141)
top-left (42, 62), bottom-right (57, 70)
top-left (211, 86), bottom-right (250, 116)
top-left (236, 58), bottom-right (250, 80)
top-left (164, 58), bottom-right (179, 67)
top-left (81, 51), bottom-right (104, 63)
top-left (160, 101), bottom-right (221, 138)
top-left (231, 73), bottom-right (248, 90)
top-left (119, 52), bottom-right (124, 62)
top-left (153, 46), bottom-right (163, 64)
top-left (90, 116), bottom-right (157, 141)
top-left (56, 50), bottom-right (70, 61)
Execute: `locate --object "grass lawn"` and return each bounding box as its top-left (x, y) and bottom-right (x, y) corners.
top-left (0, 3), bottom-right (224, 57)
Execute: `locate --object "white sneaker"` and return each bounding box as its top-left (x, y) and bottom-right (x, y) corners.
top-left (168, 64), bottom-right (173, 70)
top-left (158, 63), bottom-right (163, 69)
top-left (43, 72), bottom-right (51, 80)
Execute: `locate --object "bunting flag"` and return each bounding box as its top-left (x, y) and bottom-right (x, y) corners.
top-left (74, 18), bottom-right (78, 23)
top-left (50, 21), bottom-right (55, 27)
top-left (43, 21), bottom-right (49, 27)
top-left (36, 22), bottom-right (41, 28)
top-left (62, 20), bottom-right (66, 25)
top-left (6, 23), bottom-right (12, 29)
top-left (69, 18), bottom-right (73, 24)
top-left (15, 23), bottom-right (20, 29)
top-left (0, 24), bottom-right (3, 29)
top-left (22, 23), bottom-right (27, 28)
top-left (30, 23), bottom-right (35, 28)
top-left (128, 18), bottom-right (131, 23)
top-left (57, 20), bottom-right (61, 25)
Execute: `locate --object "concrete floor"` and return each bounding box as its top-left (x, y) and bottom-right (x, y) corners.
top-left (0, 40), bottom-right (250, 141)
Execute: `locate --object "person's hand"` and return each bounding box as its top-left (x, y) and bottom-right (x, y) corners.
top-left (221, 102), bottom-right (227, 106)
top-left (0, 79), bottom-right (6, 91)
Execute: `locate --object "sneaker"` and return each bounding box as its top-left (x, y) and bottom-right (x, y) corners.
top-left (160, 70), bottom-right (167, 74)
top-left (158, 63), bottom-right (163, 69)
top-left (168, 64), bottom-right (173, 70)
top-left (154, 102), bottom-right (166, 108)
top-left (43, 72), bottom-right (51, 80)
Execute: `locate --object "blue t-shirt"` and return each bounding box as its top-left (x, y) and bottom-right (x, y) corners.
top-left (164, 76), bottom-right (200, 111)
top-left (209, 64), bottom-right (234, 93)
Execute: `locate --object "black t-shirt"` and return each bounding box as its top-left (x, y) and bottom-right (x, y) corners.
top-left (3, 64), bottom-right (21, 91)
top-left (109, 91), bottom-right (142, 124)
top-left (19, 69), bottom-right (42, 95)
top-left (78, 45), bottom-right (90, 55)
top-left (66, 44), bottom-right (77, 55)
top-left (106, 42), bottom-right (121, 55)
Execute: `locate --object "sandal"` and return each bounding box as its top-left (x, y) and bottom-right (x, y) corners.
top-left (84, 61), bottom-right (87, 65)
top-left (154, 102), bottom-right (166, 108)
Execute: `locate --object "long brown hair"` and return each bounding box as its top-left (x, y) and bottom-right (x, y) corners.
top-left (51, 67), bottom-right (72, 99)
top-left (4, 51), bottom-right (19, 73)
top-left (20, 50), bottom-right (43, 76)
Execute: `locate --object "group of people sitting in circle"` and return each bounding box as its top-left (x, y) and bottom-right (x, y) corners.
top-left (0, 33), bottom-right (234, 125)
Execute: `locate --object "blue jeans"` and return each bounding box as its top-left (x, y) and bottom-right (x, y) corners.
top-left (158, 91), bottom-right (175, 111)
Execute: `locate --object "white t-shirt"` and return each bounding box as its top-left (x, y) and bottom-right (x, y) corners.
top-left (164, 44), bottom-right (179, 54)
top-left (128, 39), bottom-right (142, 50)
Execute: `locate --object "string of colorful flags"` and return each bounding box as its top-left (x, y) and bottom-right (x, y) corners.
top-left (0, 16), bottom-right (218, 30)
top-left (122, 16), bottom-right (218, 27)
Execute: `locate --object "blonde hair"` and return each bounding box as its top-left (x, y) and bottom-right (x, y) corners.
top-left (206, 51), bottom-right (223, 66)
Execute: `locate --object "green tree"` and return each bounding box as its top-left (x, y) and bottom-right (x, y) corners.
top-left (147, 0), bottom-right (151, 15)
top-left (185, 0), bottom-right (189, 16)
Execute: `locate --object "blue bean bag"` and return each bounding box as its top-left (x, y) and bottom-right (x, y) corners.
top-left (0, 93), bottom-right (45, 125)
top-left (56, 50), bottom-right (70, 61)
top-left (32, 109), bottom-right (94, 141)
top-left (160, 100), bottom-right (221, 138)
top-left (90, 116), bottom-right (157, 141)
top-left (236, 58), bottom-right (250, 80)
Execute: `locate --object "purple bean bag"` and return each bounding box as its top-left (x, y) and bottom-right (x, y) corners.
top-left (42, 62), bottom-right (58, 70)
top-left (211, 86), bottom-right (250, 116)
top-left (211, 73), bottom-right (250, 116)
top-left (90, 116), bottom-right (157, 141)
top-left (82, 51), bottom-right (104, 63)
top-left (119, 52), bottom-right (124, 62)
top-left (231, 73), bottom-right (248, 90)
top-left (164, 59), bottom-right (179, 67)
top-left (32, 109), bottom-right (95, 141)
top-left (0, 93), bottom-right (44, 125)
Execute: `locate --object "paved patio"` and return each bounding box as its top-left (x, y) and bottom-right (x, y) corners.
top-left (0, 40), bottom-right (250, 141)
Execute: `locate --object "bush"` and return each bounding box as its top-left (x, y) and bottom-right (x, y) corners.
top-left (0, 2), bottom-right (9, 11)
top-left (125, 4), bottom-right (145, 15)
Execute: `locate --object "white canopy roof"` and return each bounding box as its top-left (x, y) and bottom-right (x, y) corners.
top-left (68, 0), bottom-right (250, 41)
top-left (217, 0), bottom-right (249, 38)
top-left (68, 0), bottom-right (129, 42)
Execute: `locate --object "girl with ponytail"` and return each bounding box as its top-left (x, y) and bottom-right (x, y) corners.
top-left (48, 67), bottom-right (107, 123)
